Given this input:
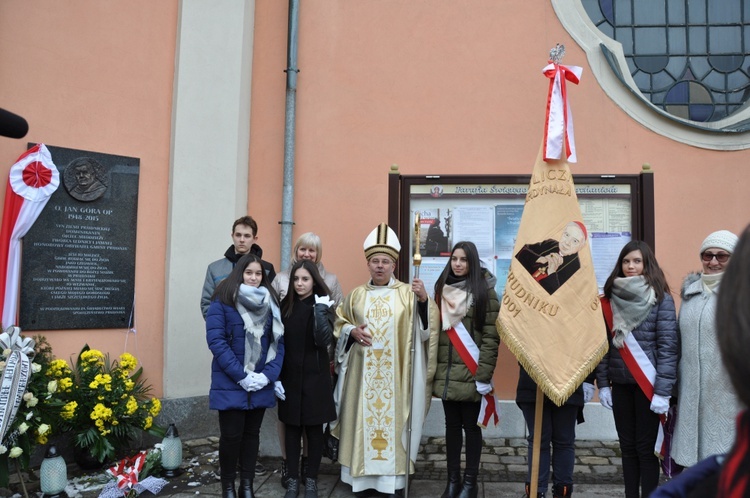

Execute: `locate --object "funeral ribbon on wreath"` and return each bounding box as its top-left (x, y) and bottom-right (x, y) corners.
top-left (445, 322), bottom-right (500, 428)
top-left (99, 450), bottom-right (167, 498)
top-left (0, 326), bottom-right (35, 443)
top-left (601, 298), bottom-right (668, 458)
top-left (542, 60), bottom-right (582, 163)
top-left (0, 143), bottom-right (59, 329)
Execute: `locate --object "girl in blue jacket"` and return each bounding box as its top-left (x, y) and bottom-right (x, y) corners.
top-left (206, 253), bottom-right (284, 498)
top-left (596, 240), bottom-right (678, 498)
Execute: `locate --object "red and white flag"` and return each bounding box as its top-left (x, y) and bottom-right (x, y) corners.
top-left (0, 144), bottom-right (59, 329)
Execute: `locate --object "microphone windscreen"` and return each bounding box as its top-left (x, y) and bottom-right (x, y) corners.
top-left (0, 108), bottom-right (29, 139)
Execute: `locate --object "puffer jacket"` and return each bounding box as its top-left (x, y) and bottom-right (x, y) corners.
top-left (432, 271), bottom-right (500, 402)
top-left (595, 293), bottom-right (678, 397)
top-left (206, 299), bottom-right (285, 411)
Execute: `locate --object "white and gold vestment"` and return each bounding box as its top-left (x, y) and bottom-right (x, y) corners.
top-left (331, 278), bottom-right (439, 494)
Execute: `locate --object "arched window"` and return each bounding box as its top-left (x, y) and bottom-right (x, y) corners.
top-left (554, 0), bottom-right (750, 150)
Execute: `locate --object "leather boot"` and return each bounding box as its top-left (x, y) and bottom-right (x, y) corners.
top-left (284, 478), bottom-right (300, 498)
top-left (552, 482), bottom-right (573, 497)
top-left (280, 458), bottom-right (289, 489)
top-left (303, 477), bottom-right (318, 498)
top-left (221, 478), bottom-right (236, 498)
top-left (441, 470), bottom-right (462, 498)
top-left (457, 473), bottom-right (478, 498)
top-left (238, 478), bottom-right (254, 498)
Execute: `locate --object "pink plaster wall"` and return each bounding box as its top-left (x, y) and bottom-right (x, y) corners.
top-left (0, 1), bottom-right (178, 395)
top-left (0, 1), bottom-right (747, 401)
top-left (247, 1), bottom-right (750, 397)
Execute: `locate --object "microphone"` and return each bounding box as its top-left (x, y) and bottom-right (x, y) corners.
top-left (0, 108), bottom-right (29, 139)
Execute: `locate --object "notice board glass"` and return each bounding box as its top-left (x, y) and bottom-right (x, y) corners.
top-left (388, 171), bottom-right (654, 298)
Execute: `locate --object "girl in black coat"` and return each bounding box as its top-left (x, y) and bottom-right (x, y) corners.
top-left (278, 260), bottom-right (337, 498)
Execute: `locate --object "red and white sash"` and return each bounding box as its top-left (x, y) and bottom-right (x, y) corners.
top-left (601, 298), bottom-right (667, 457)
top-left (446, 321), bottom-right (500, 428)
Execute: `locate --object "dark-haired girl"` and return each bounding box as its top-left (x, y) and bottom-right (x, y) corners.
top-left (278, 260), bottom-right (337, 498)
top-left (596, 240), bottom-right (678, 498)
top-left (432, 241), bottom-right (500, 498)
top-left (206, 253), bottom-right (285, 498)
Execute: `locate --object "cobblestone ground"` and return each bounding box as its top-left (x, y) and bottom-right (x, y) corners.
top-left (5, 436), bottom-right (624, 497)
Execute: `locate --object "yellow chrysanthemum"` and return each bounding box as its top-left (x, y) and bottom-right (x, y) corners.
top-left (126, 396), bottom-right (138, 415)
top-left (59, 377), bottom-right (73, 391)
top-left (61, 401), bottom-right (78, 420)
top-left (47, 359), bottom-right (71, 378)
top-left (36, 434), bottom-right (48, 445)
top-left (143, 416), bottom-right (153, 430)
top-left (90, 403), bottom-right (112, 421)
top-left (119, 353), bottom-right (137, 371)
top-left (149, 398), bottom-right (161, 417)
top-left (124, 379), bottom-right (135, 391)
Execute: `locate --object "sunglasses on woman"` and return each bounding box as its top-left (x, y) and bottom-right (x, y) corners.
top-left (701, 252), bottom-right (730, 263)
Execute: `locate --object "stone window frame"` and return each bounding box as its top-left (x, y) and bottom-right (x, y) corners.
top-left (552, 0), bottom-right (750, 150)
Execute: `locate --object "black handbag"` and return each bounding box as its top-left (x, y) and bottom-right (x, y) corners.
top-left (323, 424), bottom-right (339, 462)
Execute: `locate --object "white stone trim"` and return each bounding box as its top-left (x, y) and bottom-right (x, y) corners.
top-left (163, 0), bottom-right (256, 398)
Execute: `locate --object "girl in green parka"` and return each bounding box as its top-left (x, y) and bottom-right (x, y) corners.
top-left (432, 241), bottom-right (501, 498)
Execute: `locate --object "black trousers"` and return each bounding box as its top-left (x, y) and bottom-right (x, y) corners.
top-left (284, 423), bottom-right (324, 480)
top-left (218, 408), bottom-right (266, 480)
top-left (442, 399), bottom-right (483, 475)
top-left (612, 383), bottom-right (661, 498)
top-left (518, 400), bottom-right (578, 492)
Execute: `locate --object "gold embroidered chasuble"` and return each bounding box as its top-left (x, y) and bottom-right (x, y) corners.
top-left (332, 279), bottom-right (439, 493)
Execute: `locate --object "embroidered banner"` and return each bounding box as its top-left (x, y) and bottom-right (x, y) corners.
top-left (496, 143), bottom-right (607, 405)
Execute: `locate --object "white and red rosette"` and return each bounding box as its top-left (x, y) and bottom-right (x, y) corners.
top-left (542, 62), bottom-right (583, 163)
top-left (0, 144), bottom-right (59, 329)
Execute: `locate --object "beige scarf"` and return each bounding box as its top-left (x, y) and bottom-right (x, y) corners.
top-left (440, 283), bottom-right (473, 331)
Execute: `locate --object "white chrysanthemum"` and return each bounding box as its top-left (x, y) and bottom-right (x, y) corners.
top-left (48, 380), bottom-right (58, 394)
top-left (31, 363), bottom-right (41, 373)
top-left (18, 422), bottom-right (28, 434)
top-left (9, 447), bottom-right (22, 458)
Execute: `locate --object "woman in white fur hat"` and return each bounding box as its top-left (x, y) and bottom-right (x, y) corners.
top-left (671, 229), bottom-right (741, 468)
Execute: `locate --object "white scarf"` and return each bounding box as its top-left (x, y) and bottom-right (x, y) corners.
top-left (701, 271), bottom-right (723, 294)
top-left (235, 284), bottom-right (284, 374)
top-left (610, 276), bottom-right (656, 349)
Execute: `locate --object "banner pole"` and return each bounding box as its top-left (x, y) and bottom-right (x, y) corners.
top-left (530, 385), bottom-right (544, 497)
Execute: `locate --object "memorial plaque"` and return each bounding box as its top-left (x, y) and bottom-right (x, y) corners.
top-left (19, 145), bottom-right (139, 330)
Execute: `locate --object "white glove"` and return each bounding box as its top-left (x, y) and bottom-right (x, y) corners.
top-left (475, 381), bottom-right (492, 395)
top-left (238, 374), bottom-right (255, 392)
top-left (244, 372), bottom-right (269, 392)
top-left (599, 386), bottom-right (613, 410)
top-left (274, 381), bottom-right (286, 400)
top-left (650, 394), bottom-right (670, 415)
top-left (314, 295), bottom-right (335, 308)
top-left (582, 382), bottom-right (595, 403)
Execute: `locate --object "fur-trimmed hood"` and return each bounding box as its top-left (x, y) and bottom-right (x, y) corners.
top-left (681, 272), bottom-right (703, 299)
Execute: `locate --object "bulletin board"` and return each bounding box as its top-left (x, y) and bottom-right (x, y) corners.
top-left (387, 168), bottom-right (655, 298)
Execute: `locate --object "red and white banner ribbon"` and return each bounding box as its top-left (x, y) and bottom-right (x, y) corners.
top-left (542, 63), bottom-right (582, 163)
top-left (107, 451), bottom-right (147, 493)
top-left (446, 322), bottom-right (500, 428)
top-left (601, 299), bottom-right (667, 458)
top-left (0, 144), bottom-right (59, 329)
